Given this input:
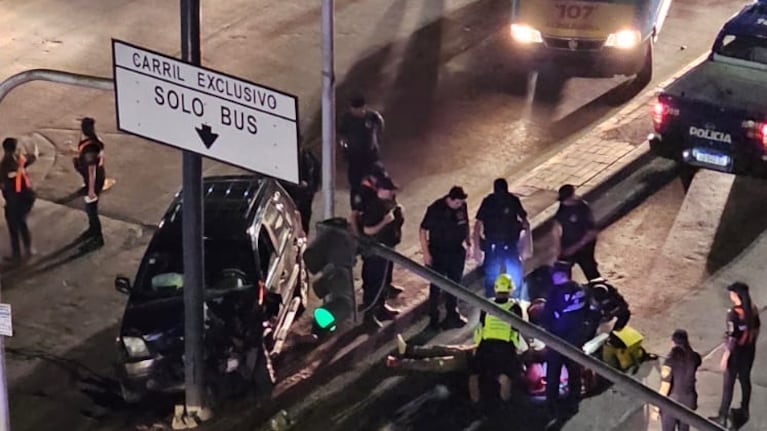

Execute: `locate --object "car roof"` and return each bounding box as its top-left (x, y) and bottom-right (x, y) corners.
top-left (159, 175), bottom-right (267, 240)
top-left (723, 1), bottom-right (767, 38)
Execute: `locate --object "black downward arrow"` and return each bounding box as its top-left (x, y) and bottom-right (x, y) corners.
top-left (196, 124), bottom-right (219, 149)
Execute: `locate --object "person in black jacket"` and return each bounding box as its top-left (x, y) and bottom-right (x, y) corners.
top-left (0, 137), bottom-right (37, 263)
top-left (282, 147), bottom-right (321, 234)
top-left (554, 184), bottom-right (601, 281)
top-left (652, 329), bottom-right (702, 431)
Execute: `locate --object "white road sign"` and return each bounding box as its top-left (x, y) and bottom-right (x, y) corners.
top-left (0, 304), bottom-right (12, 337)
top-left (112, 39), bottom-right (300, 183)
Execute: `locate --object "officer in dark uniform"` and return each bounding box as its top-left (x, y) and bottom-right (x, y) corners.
top-left (473, 178), bottom-right (530, 299)
top-left (337, 94), bottom-right (385, 210)
top-left (543, 261), bottom-right (588, 427)
top-left (349, 161), bottom-right (389, 236)
top-left (74, 117), bottom-right (106, 251)
top-left (554, 184), bottom-right (601, 281)
top-left (281, 146), bottom-right (321, 234)
top-left (652, 329), bottom-right (702, 431)
top-left (0, 137), bottom-right (37, 263)
top-left (419, 186), bottom-right (471, 330)
top-left (583, 278), bottom-right (631, 341)
top-left (709, 282), bottom-right (761, 427)
top-left (360, 176), bottom-right (404, 327)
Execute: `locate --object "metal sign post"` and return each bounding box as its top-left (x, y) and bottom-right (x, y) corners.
top-left (0, 295), bottom-right (10, 431)
top-left (180, 0), bottom-right (207, 419)
top-left (321, 0), bottom-right (336, 219)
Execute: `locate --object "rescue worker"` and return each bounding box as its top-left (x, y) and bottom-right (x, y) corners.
top-left (419, 186), bottom-right (471, 330)
top-left (543, 261), bottom-right (588, 427)
top-left (74, 117), bottom-right (106, 251)
top-left (337, 94), bottom-right (385, 209)
top-left (468, 274), bottom-right (523, 404)
top-left (583, 278), bottom-right (631, 341)
top-left (554, 184), bottom-right (601, 280)
top-left (360, 176), bottom-right (404, 327)
top-left (281, 145), bottom-right (321, 234)
top-left (709, 282), bottom-right (761, 427)
top-left (0, 137), bottom-right (37, 263)
top-left (651, 329), bottom-right (702, 431)
top-left (473, 178), bottom-right (530, 299)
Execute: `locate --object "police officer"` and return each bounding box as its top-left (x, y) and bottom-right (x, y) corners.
top-left (337, 94), bottom-right (385, 209)
top-left (419, 186), bottom-right (471, 330)
top-left (583, 278), bottom-right (631, 341)
top-left (554, 184), bottom-right (601, 281)
top-left (349, 161), bottom-right (389, 237)
top-left (360, 176), bottom-right (404, 327)
top-left (652, 329), bottom-right (702, 431)
top-left (0, 137), bottom-right (37, 263)
top-left (543, 261), bottom-right (588, 427)
top-left (473, 178), bottom-right (530, 299)
top-left (468, 274), bottom-right (523, 404)
top-left (74, 117), bottom-right (106, 251)
top-left (281, 146), bottom-right (321, 234)
top-left (709, 282), bottom-right (761, 426)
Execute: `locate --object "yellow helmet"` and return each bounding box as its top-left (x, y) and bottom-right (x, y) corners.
top-left (494, 274), bottom-right (514, 294)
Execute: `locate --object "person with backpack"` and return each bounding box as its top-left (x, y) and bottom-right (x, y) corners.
top-left (0, 137), bottom-right (37, 263)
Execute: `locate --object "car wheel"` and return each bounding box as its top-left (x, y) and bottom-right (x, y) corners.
top-left (120, 383), bottom-right (143, 404)
top-left (633, 39), bottom-right (653, 89)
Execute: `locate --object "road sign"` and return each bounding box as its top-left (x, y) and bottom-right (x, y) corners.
top-left (0, 304), bottom-right (12, 337)
top-left (112, 39), bottom-right (300, 183)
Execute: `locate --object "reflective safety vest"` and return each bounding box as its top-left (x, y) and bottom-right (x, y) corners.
top-left (14, 154), bottom-right (31, 193)
top-left (479, 300), bottom-right (520, 348)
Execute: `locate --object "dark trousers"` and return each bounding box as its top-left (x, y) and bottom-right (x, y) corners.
top-left (361, 254), bottom-right (392, 312)
top-left (561, 240), bottom-right (601, 281)
top-left (298, 202), bottom-right (313, 234)
top-left (5, 205), bottom-right (30, 257)
top-left (428, 249), bottom-right (465, 321)
top-left (661, 396), bottom-right (696, 431)
top-left (546, 349), bottom-right (582, 414)
top-left (482, 242), bottom-right (526, 300)
top-left (85, 199), bottom-right (103, 238)
top-left (718, 347), bottom-right (755, 416)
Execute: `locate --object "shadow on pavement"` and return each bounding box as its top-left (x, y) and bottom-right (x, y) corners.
top-left (706, 175), bottom-right (767, 275)
top-left (0, 236), bottom-right (90, 288)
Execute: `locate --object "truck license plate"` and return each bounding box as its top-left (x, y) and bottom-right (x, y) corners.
top-left (692, 148), bottom-right (730, 167)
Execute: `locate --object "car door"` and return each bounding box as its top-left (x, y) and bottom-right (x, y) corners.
top-left (259, 187), bottom-right (301, 308)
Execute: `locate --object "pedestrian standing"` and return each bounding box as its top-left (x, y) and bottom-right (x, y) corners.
top-left (360, 176), bottom-right (403, 327)
top-left (543, 261), bottom-right (588, 428)
top-left (337, 94), bottom-right (384, 209)
top-left (0, 137), bottom-right (37, 263)
top-left (651, 329), bottom-right (702, 431)
top-left (74, 117), bottom-right (106, 251)
top-left (349, 161), bottom-right (388, 237)
top-left (282, 145), bottom-right (321, 234)
top-left (554, 184), bottom-right (601, 281)
top-left (419, 186), bottom-right (470, 330)
top-left (473, 178), bottom-right (530, 299)
top-left (709, 282), bottom-right (761, 427)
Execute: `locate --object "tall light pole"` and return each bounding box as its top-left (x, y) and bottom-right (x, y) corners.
top-left (321, 0), bottom-right (336, 219)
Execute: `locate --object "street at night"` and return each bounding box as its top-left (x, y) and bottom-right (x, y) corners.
top-left (0, 0), bottom-right (766, 430)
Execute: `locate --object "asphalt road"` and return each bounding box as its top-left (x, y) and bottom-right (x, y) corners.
top-left (276, 169), bottom-right (767, 431)
top-left (0, 0), bottom-right (756, 430)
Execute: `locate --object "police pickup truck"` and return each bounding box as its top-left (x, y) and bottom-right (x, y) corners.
top-left (509, 0), bottom-right (672, 85)
top-left (649, 1), bottom-right (767, 177)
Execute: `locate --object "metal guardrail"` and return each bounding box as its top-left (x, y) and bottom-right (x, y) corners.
top-left (363, 237), bottom-right (726, 431)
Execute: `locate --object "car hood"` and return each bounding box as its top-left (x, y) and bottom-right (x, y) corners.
top-left (120, 296), bottom-right (185, 338)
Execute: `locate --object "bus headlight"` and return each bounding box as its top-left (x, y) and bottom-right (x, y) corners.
top-left (511, 24), bottom-right (543, 44)
top-left (605, 29), bottom-right (641, 49)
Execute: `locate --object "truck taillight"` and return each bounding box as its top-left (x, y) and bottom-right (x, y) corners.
top-left (743, 120), bottom-right (767, 147)
top-left (651, 100), bottom-right (679, 130)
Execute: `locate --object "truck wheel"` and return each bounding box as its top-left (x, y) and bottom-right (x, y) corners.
top-left (633, 40), bottom-right (653, 89)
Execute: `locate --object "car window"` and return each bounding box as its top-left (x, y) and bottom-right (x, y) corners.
top-left (716, 34), bottom-right (767, 66)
